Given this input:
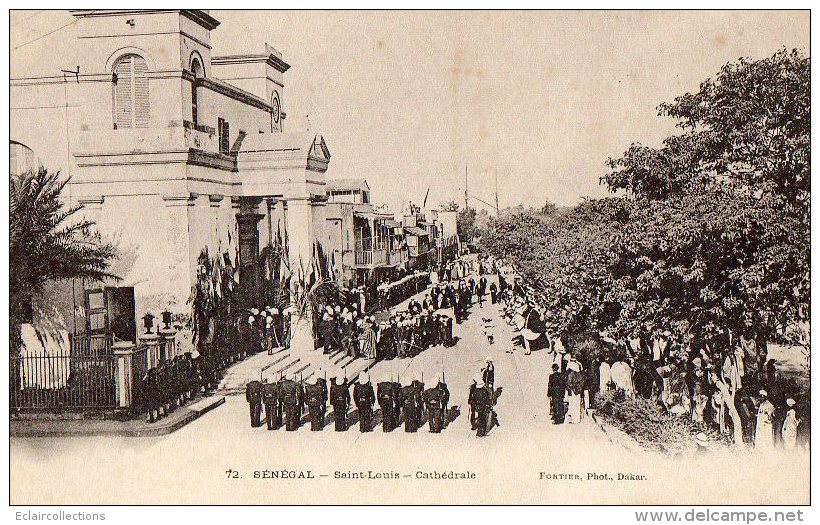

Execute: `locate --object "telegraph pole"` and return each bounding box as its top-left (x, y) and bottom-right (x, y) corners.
top-left (464, 163), bottom-right (468, 212)
top-left (494, 169), bottom-right (500, 218)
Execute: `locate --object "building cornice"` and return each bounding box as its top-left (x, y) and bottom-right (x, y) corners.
top-left (74, 148), bottom-right (237, 173)
top-left (212, 53), bottom-right (291, 73)
top-left (197, 77), bottom-right (272, 113)
top-left (70, 9), bottom-right (220, 31)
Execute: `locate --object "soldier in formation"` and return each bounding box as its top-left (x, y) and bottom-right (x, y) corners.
top-left (330, 374), bottom-right (351, 431)
top-left (377, 373), bottom-right (402, 432)
top-left (262, 379), bottom-right (280, 430)
top-left (245, 379), bottom-right (264, 428)
top-left (424, 373), bottom-right (450, 433)
top-left (142, 352), bottom-right (201, 423)
top-left (305, 368), bottom-right (328, 431)
top-left (353, 372), bottom-right (375, 432)
top-left (280, 371), bottom-right (304, 431)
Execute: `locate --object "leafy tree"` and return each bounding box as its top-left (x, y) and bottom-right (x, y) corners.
top-left (482, 50), bottom-right (809, 444)
top-left (439, 200), bottom-right (460, 212)
top-left (457, 206), bottom-right (478, 243)
top-left (10, 167), bottom-right (117, 352)
top-left (603, 48), bottom-right (809, 350)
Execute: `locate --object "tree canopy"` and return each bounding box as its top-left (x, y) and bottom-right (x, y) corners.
top-left (482, 48), bottom-right (809, 355)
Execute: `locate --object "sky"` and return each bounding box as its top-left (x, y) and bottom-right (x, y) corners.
top-left (210, 10), bottom-right (809, 212)
top-left (10, 10), bottom-right (810, 213)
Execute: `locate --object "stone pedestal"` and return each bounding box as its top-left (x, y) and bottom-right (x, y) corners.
top-left (113, 341), bottom-right (137, 411)
top-left (139, 333), bottom-right (161, 370)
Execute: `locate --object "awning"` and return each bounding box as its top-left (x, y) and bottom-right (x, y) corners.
top-left (383, 219), bottom-right (401, 228)
top-left (404, 226), bottom-right (429, 237)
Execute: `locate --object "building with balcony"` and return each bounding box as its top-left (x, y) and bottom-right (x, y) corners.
top-left (325, 178), bottom-right (407, 286)
top-left (11, 10), bottom-right (333, 351)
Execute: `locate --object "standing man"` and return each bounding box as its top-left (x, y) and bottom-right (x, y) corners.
top-left (489, 281), bottom-right (498, 304)
top-left (424, 374), bottom-right (449, 433)
top-left (245, 379), bottom-right (264, 428)
top-left (477, 276), bottom-right (487, 307)
top-left (330, 374), bottom-right (351, 432)
top-left (353, 372), bottom-right (376, 432)
top-left (755, 389), bottom-right (776, 451)
top-left (305, 368), bottom-right (328, 431)
top-left (471, 375), bottom-right (496, 437)
top-left (548, 364), bottom-right (566, 424)
top-left (262, 380), bottom-right (279, 430)
top-left (280, 372), bottom-right (303, 432)
top-left (378, 374), bottom-right (398, 432)
top-left (483, 358), bottom-right (495, 392)
top-left (401, 381), bottom-right (420, 433)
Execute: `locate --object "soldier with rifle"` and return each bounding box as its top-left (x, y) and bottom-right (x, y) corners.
top-left (412, 371), bottom-right (426, 421)
top-left (353, 371), bottom-right (375, 432)
top-left (245, 379), bottom-right (264, 428)
top-left (424, 372), bottom-right (450, 433)
top-left (330, 372), bottom-right (351, 431)
top-left (401, 378), bottom-right (420, 433)
top-left (280, 371), bottom-right (304, 431)
top-left (377, 372), bottom-right (400, 432)
top-left (262, 379), bottom-right (279, 430)
top-left (305, 367), bottom-right (328, 431)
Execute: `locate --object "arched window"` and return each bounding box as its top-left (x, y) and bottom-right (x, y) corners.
top-left (112, 54), bottom-right (149, 129)
top-left (191, 56), bottom-right (204, 126)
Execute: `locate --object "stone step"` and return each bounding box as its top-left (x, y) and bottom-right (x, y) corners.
top-left (293, 362), bottom-right (311, 377)
top-left (274, 356), bottom-right (301, 376)
top-left (260, 351), bottom-right (292, 374)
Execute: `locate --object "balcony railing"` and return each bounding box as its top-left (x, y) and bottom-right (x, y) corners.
top-left (385, 249), bottom-right (407, 266)
top-left (355, 248), bottom-right (387, 267)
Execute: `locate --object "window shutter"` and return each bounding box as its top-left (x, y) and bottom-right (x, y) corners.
top-left (113, 55), bottom-right (149, 129)
top-left (132, 57), bottom-right (149, 128)
top-left (113, 57), bottom-right (133, 129)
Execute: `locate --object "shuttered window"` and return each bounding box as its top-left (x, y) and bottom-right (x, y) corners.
top-left (113, 55), bottom-right (149, 129)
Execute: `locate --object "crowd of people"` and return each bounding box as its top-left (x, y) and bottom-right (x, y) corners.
top-left (316, 264), bottom-right (499, 363)
top-left (493, 258), bottom-right (811, 451)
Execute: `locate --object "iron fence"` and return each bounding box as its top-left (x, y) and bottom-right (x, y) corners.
top-left (10, 350), bottom-right (117, 410)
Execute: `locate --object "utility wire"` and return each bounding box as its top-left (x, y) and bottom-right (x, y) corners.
top-left (12, 18), bottom-right (79, 51)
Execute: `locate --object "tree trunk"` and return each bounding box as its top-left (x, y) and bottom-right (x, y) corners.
top-left (718, 378), bottom-right (744, 445)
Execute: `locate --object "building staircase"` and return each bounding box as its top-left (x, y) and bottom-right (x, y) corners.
top-left (217, 346), bottom-right (376, 394)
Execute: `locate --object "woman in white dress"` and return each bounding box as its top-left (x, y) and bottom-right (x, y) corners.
top-left (782, 398), bottom-right (800, 450)
top-left (755, 390), bottom-right (776, 451)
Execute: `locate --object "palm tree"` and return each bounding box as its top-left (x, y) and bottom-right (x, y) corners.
top-left (10, 167), bottom-right (118, 352)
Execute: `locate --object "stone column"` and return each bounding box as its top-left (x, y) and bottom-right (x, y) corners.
top-left (284, 198), bottom-right (317, 354)
top-left (113, 341), bottom-right (137, 411)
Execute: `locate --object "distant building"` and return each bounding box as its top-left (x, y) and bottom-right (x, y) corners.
top-left (325, 178), bottom-right (407, 286)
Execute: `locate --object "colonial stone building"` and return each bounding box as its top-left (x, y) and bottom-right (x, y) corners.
top-left (11, 10), bottom-right (335, 349)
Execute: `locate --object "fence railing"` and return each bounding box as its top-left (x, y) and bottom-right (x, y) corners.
top-left (10, 351), bottom-right (117, 410)
top-left (11, 330), bottom-right (183, 413)
top-left (355, 248), bottom-right (387, 267)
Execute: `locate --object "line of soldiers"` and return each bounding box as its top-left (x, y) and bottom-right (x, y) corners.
top-left (245, 369), bottom-right (451, 434)
top-left (141, 353), bottom-right (199, 423)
